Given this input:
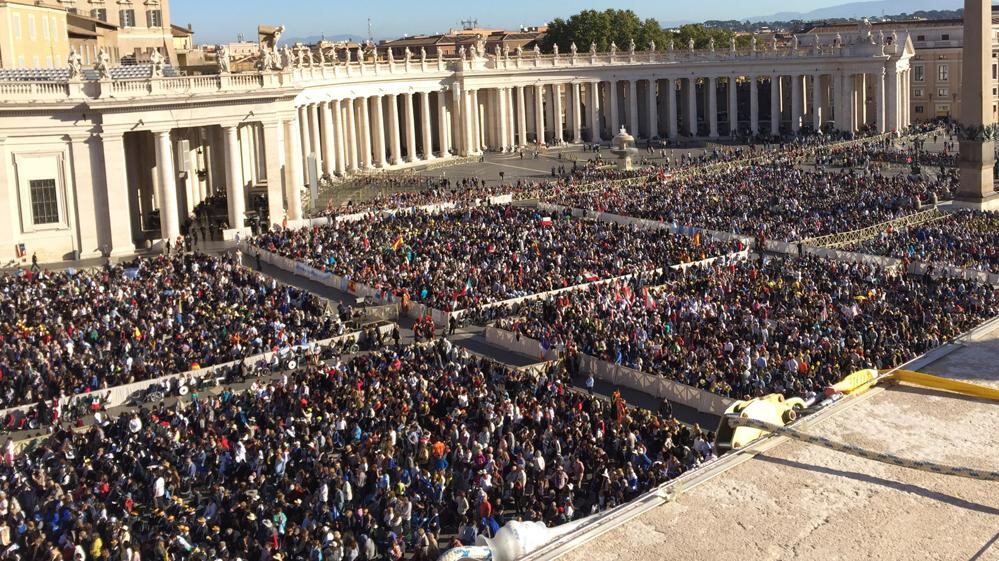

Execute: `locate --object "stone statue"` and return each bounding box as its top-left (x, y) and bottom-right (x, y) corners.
top-left (859, 17), bottom-right (875, 44)
top-left (306, 47), bottom-right (315, 67)
top-left (259, 48), bottom-right (274, 70)
top-left (327, 48), bottom-right (338, 64)
top-left (215, 44), bottom-right (230, 74)
top-left (294, 45), bottom-right (305, 68)
top-left (258, 24), bottom-right (285, 54)
top-left (772, 36), bottom-right (778, 51)
top-left (792, 35), bottom-right (799, 50)
top-left (459, 45), bottom-right (467, 60)
top-left (516, 45), bottom-right (523, 58)
top-left (628, 38), bottom-right (636, 54)
top-left (649, 40), bottom-right (655, 52)
top-left (878, 29), bottom-right (885, 45)
top-left (834, 33), bottom-right (842, 47)
top-left (708, 37), bottom-right (715, 52)
top-left (668, 39), bottom-right (675, 51)
top-left (610, 41), bottom-right (618, 56)
top-left (282, 45), bottom-right (294, 68)
top-left (730, 36), bottom-right (737, 52)
top-left (688, 38), bottom-right (695, 51)
top-left (67, 48), bottom-right (82, 80)
top-left (149, 48), bottom-right (164, 77)
top-left (570, 42), bottom-right (577, 56)
top-left (751, 35), bottom-right (758, 51)
top-left (474, 38), bottom-right (487, 58)
top-left (420, 46), bottom-right (427, 61)
top-left (495, 44), bottom-right (502, 59)
top-left (318, 46), bottom-right (328, 66)
top-left (533, 44), bottom-right (540, 57)
top-left (590, 41), bottom-right (597, 55)
top-left (553, 43), bottom-right (559, 57)
top-left (404, 47), bottom-right (412, 62)
top-left (95, 49), bottom-right (111, 80)
top-left (386, 48), bottom-right (393, 64)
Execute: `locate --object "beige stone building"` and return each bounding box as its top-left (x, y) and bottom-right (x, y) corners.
top-left (60, 0), bottom-right (175, 62)
top-left (0, 0), bottom-right (70, 69)
top-left (806, 15), bottom-right (999, 122)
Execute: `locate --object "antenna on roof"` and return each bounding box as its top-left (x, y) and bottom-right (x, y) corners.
top-left (460, 18), bottom-right (478, 30)
top-left (368, 18), bottom-right (373, 44)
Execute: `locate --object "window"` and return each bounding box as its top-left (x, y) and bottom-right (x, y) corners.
top-left (42, 17), bottom-right (48, 40)
top-left (12, 15), bottom-right (20, 40)
top-left (17, 56), bottom-right (24, 67)
top-left (941, 34), bottom-right (950, 41)
top-left (29, 179), bottom-right (59, 225)
top-left (27, 15), bottom-right (35, 40)
top-left (913, 65), bottom-right (925, 82)
top-left (146, 9), bottom-right (162, 27)
top-left (119, 9), bottom-right (135, 28)
top-left (937, 64), bottom-right (949, 81)
top-left (45, 55), bottom-right (51, 68)
top-left (915, 105), bottom-right (924, 114)
top-left (994, 64), bottom-right (998, 80)
top-left (913, 88), bottom-right (924, 98)
top-left (31, 56), bottom-right (39, 67)
top-left (91, 8), bottom-right (107, 22)
top-left (937, 88), bottom-right (949, 97)
top-left (916, 35), bottom-right (925, 41)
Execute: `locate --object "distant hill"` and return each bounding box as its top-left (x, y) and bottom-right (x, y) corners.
top-left (748, 0), bottom-right (963, 22)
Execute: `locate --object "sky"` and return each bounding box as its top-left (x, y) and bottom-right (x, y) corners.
top-left (172, 0), bottom-right (855, 44)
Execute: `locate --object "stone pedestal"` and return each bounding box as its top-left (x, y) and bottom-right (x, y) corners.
top-left (956, 139), bottom-right (999, 209)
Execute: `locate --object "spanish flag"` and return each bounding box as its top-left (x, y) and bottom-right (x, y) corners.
top-left (392, 235), bottom-right (405, 252)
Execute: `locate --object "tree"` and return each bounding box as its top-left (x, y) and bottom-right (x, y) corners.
top-left (541, 9), bottom-right (669, 53)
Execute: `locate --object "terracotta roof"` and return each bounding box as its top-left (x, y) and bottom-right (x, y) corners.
top-left (171, 24), bottom-right (193, 37)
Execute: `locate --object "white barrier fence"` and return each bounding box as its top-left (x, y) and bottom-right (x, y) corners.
top-left (484, 326), bottom-right (733, 416)
top-left (0, 324), bottom-right (396, 424)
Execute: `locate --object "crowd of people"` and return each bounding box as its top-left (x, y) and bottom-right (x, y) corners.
top-left (547, 151), bottom-right (956, 241)
top-left (0, 253), bottom-right (344, 409)
top-left (497, 255), bottom-right (998, 399)
top-left (0, 341), bottom-right (714, 561)
top-left (252, 206), bottom-right (741, 310)
top-left (846, 209), bottom-right (999, 274)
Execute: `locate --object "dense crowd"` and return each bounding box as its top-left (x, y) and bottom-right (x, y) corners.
top-left (0, 342), bottom-right (713, 561)
top-left (253, 206), bottom-right (740, 310)
top-left (548, 152), bottom-right (956, 241)
top-left (846, 210), bottom-right (999, 274)
top-left (0, 253), bottom-right (343, 409)
top-left (497, 255), bottom-right (998, 399)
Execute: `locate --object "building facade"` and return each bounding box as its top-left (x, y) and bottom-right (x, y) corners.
top-left (0, 0), bottom-right (70, 69)
top-left (807, 15), bottom-right (999, 122)
top-left (0, 32), bottom-right (913, 265)
top-left (59, 0), bottom-right (175, 62)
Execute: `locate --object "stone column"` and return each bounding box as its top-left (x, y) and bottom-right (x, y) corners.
top-left (438, 94), bottom-right (451, 157)
top-left (553, 84), bottom-right (564, 143)
top-left (388, 94), bottom-right (402, 165)
top-left (791, 74), bottom-right (803, 133)
top-left (667, 79), bottom-right (678, 140)
top-left (686, 78), bottom-right (697, 136)
top-left (812, 74), bottom-right (823, 130)
top-left (283, 116), bottom-right (304, 220)
top-left (297, 106), bottom-right (310, 174)
top-left (590, 82), bottom-right (602, 142)
top-left (516, 85), bottom-right (528, 147)
top-left (330, 100), bottom-right (345, 176)
top-left (609, 81), bottom-right (620, 135)
top-left (358, 98), bottom-right (373, 169)
top-left (534, 84), bottom-right (546, 144)
top-left (462, 89), bottom-right (475, 155)
top-left (223, 125), bottom-right (246, 229)
top-left (770, 75), bottom-right (781, 135)
top-left (471, 89), bottom-right (482, 153)
top-left (728, 76), bottom-right (739, 137)
top-left (628, 80), bottom-right (639, 136)
top-left (262, 121), bottom-right (285, 225)
top-left (404, 92), bottom-right (418, 161)
top-left (153, 130), bottom-right (180, 242)
top-left (875, 68), bottom-right (886, 133)
top-left (320, 101), bottom-right (336, 175)
top-left (858, 73), bottom-right (868, 127)
top-left (308, 103), bottom-right (322, 174)
top-left (886, 66), bottom-right (899, 132)
top-left (571, 82), bottom-right (583, 142)
top-left (100, 133), bottom-right (136, 254)
top-left (498, 87), bottom-right (510, 150)
top-left (749, 75), bottom-right (759, 135)
top-left (420, 91), bottom-right (435, 160)
top-left (371, 95), bottom-right (387, 167)
top-left (708, 77), bottom-right (719, 139)
top-left (344, 99), bottom-right (358, 172)
top-left (647, 79), bottom-right (658, 139)
top-left (957, 0), bottom-right (997, 206)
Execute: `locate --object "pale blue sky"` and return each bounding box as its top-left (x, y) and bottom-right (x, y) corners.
top-left (169, 0), bottom-right (925, 43)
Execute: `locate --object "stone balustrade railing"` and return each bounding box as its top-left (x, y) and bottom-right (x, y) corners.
top-left (0, 41), bottom-right (895, 104)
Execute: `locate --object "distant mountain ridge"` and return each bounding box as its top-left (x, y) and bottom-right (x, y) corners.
top-left (748, 0), bottom-right (964, 22)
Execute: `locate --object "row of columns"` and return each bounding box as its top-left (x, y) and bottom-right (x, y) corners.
top-left (463, 69), bottom-right (906, 147)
